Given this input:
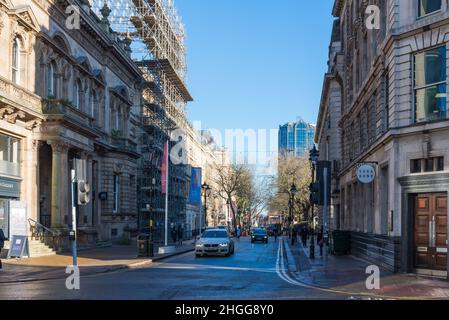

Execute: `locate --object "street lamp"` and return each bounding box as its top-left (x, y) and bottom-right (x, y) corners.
top-left (201, 182), bottom-right (211, 230)
top-left (309, 145), bottom-right (319, 259)
top-left (289, 183), bottom-right (297, 244)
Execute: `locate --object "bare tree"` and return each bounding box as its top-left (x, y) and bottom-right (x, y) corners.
top-left (212, 163), bottom-right (248, 235)
top-left (268, 156), bottom-right (312, 225)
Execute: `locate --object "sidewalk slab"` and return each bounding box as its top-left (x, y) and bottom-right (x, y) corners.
top-left (286, 239), bottom-right (449, 299)
top-left (0, 240), bottom-right (195, 284)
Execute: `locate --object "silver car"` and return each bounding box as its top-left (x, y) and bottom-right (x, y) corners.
top-left (195, 229), bottom-right (235, 257)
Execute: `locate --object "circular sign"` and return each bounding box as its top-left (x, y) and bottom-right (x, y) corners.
top-left (357, 164), bottom-right (376, 184)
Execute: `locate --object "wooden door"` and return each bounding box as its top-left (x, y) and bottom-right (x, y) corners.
top-left (414, 194), bottom-right (448, 270)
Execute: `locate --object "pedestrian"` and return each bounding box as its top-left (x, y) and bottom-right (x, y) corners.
top-left (0, 228), bottom-right (6, 271)
top-left (171, 225), bottom-right (177, 244)
top-left (301, 227), bottom-right (309, 247)
top-left (318, 232), bottom-right (324, 256)
top-left (177, 225), bottom-right (183, 246)
top-left (236, 227), bottom-right (241, 240)
top-left (273, 228), bottom-right (278, 241)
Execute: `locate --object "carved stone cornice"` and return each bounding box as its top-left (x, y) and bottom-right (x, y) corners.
top-left (26, 119), bottom-right (43, 130)
top-left (5, 110), bottom-right (26, 124)
top-left (0, 107), bottom-right (14, 118)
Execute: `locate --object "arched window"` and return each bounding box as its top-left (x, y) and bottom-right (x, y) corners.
top-left (47, 63), bottom-right (56, 97)
top-left (12, 38), bottom-right (20, 84)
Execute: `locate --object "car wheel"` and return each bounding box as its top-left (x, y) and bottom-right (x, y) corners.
top-left (195, 254), bottom-right (202, 258)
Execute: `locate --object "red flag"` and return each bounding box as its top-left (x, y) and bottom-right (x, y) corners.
top-left (161, 141), bottom-right (168, 194)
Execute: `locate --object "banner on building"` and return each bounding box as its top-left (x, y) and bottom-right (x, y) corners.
top-left (188, 167), bottom-right (202, 207)
top-left (161, 141), bottom-right (168, 194)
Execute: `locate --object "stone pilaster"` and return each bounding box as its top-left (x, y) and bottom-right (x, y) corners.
top-left (48, 140), bottom-right (69, 228)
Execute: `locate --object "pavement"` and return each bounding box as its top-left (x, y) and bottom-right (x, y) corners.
top-left (0, 240), bottom-right (195, 284)
top-left (283, 237), bottom-right (449, 300)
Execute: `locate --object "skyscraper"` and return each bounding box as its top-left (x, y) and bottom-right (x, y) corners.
top-left (278, 117), bottom-right (316, 158)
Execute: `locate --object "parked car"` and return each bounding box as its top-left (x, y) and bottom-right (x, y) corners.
top-left (195, 229), bottom-right (235, 257)
top-left (251, 228), bottom-right (268, 244)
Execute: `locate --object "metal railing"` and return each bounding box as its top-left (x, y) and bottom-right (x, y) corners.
top-left (28, 218), bottom-right (63, 252)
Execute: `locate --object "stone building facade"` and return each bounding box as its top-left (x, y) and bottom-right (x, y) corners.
top-left (322, 0), bottom-right (449, 276)
top-left (315, 18), bottom-right (344, 233)
top-left (0, 0), bottom-right (142, 250)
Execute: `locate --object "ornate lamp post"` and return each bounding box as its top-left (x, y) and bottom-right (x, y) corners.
top-left (309, 145), bottom-right (319, 259)
top-left (289, 183), bottom-right (297, 244)
top-left (201, 182), bottom-right (211, 230)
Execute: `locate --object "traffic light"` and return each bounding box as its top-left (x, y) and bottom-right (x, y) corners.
top-left (309, 182), bottom-right (320, 205)
top-left (77, 180), bottom-right (90, 205)
top-left (315, 161), bottom-right (332, 206)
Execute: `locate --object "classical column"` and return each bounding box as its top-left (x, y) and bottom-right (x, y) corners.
top-left (48, 141), bottom-right (68, 228)
top-left (29, 140), bottom-right (43, 227)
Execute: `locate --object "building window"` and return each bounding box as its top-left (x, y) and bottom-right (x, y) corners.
top-left (418, 0), bottom-right (442, 17)
top-left (436, 156), bottom-right (445, 171)
top-left (0, 133), bottom-right (20, 177)
top-left (411, 159), bottom-right (422, 173)
top-left (47, 63), bottom-right (56, 98)
top-left (90, 90), bottom-right (96, 117)
top-left (74, 81), bottom-right (82, 109)
top-left (411, 157), bottom-right (445, 173)
top-left (12, 38), bottom-right (20, 84)
top-left (414, 46), bottom-right (447, 123)
top-left (113, 174), bottom-right (120, 213)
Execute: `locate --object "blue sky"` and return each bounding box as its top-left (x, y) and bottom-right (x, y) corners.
top-left (177, 0), bottom-right (335, 133)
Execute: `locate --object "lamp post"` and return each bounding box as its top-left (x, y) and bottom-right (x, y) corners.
top-left (309, 145), bottom-right (319, 259)
top-left (201, 182), bottom-right (211, 230)
top-left (289, 183), bottom-right (297, 244)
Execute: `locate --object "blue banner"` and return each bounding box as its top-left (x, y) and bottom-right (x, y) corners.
top-left (188, 167), bottom-right (202, 206)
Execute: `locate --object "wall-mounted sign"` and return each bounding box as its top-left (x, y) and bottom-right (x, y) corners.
top-left (0, 177), bottom-right (20, 198)
top-left (357, 164), bottom-right (376, 184)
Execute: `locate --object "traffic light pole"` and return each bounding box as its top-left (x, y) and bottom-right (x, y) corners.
top-left (71, 169), bottom-right (77, 267)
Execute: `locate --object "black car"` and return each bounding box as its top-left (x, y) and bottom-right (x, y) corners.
top-left (251, 228), bottom-right (268, 244)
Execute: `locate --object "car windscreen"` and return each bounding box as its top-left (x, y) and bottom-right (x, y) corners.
top-left (253, 230), bottom-right (267, 235)
top-left (202, 231), bottom-right (228, 238)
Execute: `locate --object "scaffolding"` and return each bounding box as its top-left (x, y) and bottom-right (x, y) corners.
top-left (90, 0), bottom-right (192, 239)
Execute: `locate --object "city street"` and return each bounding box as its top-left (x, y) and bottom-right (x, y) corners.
top-left (0, 238), bottom-right (346, 300)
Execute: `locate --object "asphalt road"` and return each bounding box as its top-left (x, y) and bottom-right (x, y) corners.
top-left (0, 237), bottom-right (349, 300)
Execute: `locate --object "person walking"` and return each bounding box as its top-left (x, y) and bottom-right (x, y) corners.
top-left (273, 228), bottom-right (278, 242)
top-left (171, 225), bottom-right (177, 245)
top-left (0, 228), bottom-right (6, 271)
top-left (301, 227), bottom-right (309, 247)
top-left (177, 224), bottom-right (183, 246)
top-left (236, 227), bottom-right (241, 240)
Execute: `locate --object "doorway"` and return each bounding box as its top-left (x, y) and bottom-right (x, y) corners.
top-left (414, 193), bottom-right (448, 271)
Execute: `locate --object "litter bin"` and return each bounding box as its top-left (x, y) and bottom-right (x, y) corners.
top-left (332, 230), bottom-right (350, 255)
top-left (137, 233), bottom-right (150, 257)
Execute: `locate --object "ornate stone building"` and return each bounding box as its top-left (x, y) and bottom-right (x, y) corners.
top-left (323, 0), bottom-right (449, 276)
top-left (315, 18), bottom-right (344, 233)
top-left (0, 0), bottom-right (143, 253)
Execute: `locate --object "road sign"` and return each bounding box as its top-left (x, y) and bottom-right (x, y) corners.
top-left (357, 164), bottom-right (376, 184)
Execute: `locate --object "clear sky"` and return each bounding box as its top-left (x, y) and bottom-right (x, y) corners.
top-left (177, 0), bottom-right (335, 134)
